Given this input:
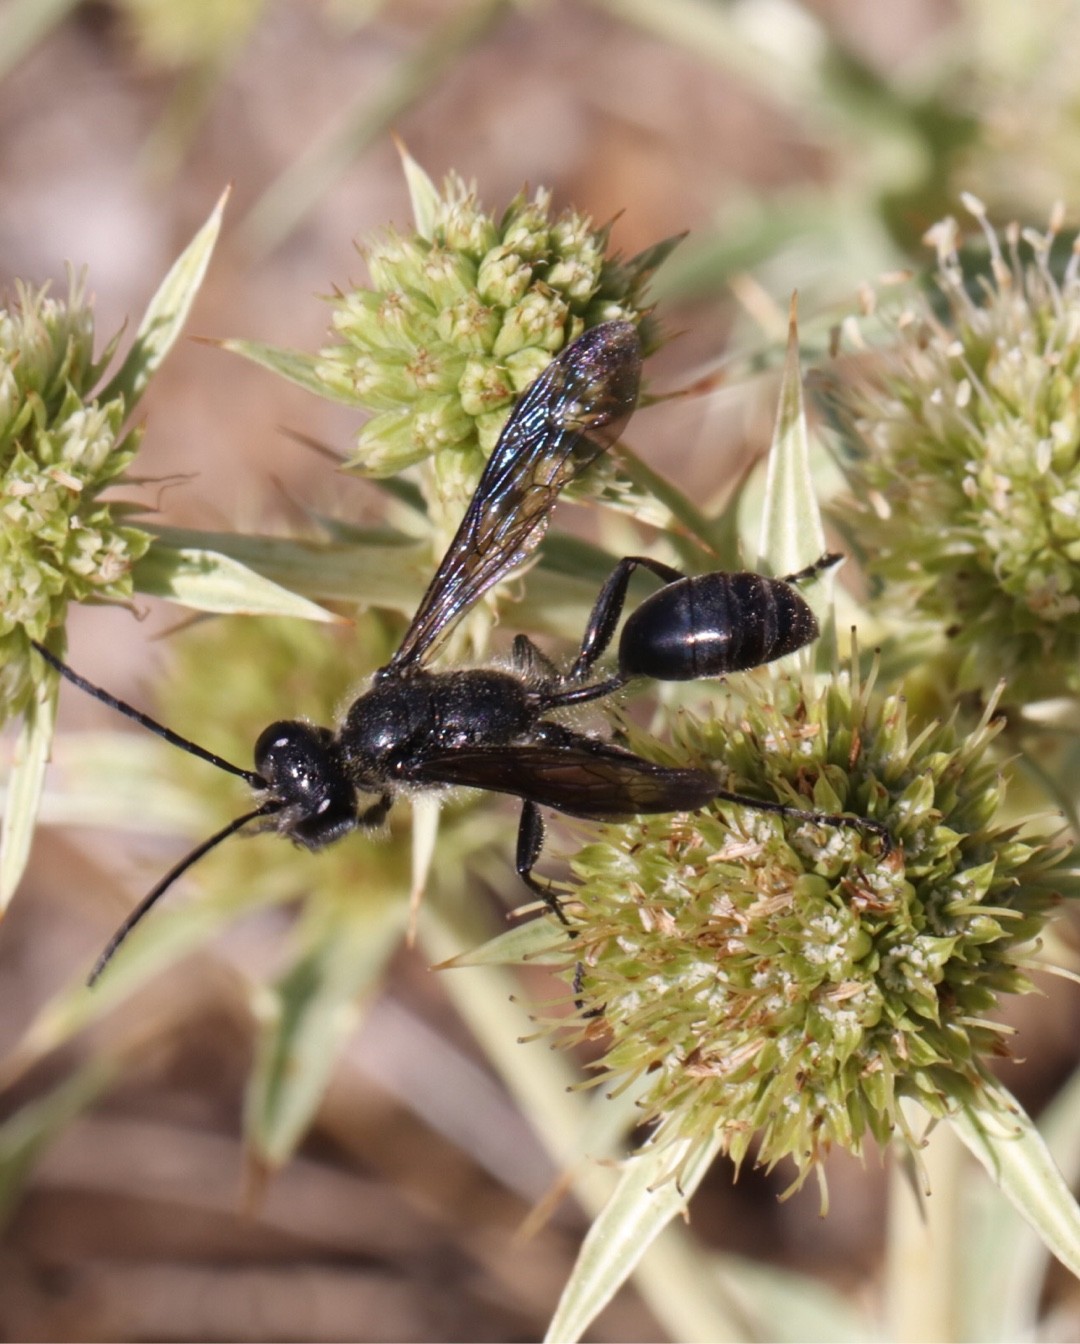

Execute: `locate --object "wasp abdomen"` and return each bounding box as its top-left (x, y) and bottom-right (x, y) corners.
top-left (617, 572), bottom-right (819, 681)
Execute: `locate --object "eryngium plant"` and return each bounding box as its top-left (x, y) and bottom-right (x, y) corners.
top-left (0, 274), bottom-right (149, 720)
top-left (556, 659), bottom-right (1073, 1193)
top-left (312, 159), bottom-right (677, 587)
top-left (837, 197), bottom-right (1080, 700)
top-left (318, 172), bottom-right (667, 479)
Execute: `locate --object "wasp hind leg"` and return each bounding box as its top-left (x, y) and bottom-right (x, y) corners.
top-left (568, 555), bottom-right (684, 682)
top-left (779, 552), bottom-right (842, 586)
top-left (536, 556), bottom-right (688, 714)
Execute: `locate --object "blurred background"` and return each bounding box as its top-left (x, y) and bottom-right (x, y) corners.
top-left (4, 0), bottom-right (1080, 1338)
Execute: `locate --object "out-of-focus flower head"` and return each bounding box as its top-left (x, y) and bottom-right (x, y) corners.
top-left (0, 274), bottom-right (149, 720)
top-left (837, 196), bottom-right (1080, 700)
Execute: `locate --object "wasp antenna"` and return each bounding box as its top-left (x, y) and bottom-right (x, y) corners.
top-left (31, 640), bottom-right (265, 787)
top-left (87, 802), bottom-right (282, 987)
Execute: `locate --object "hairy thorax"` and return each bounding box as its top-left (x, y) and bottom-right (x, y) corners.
top-left (340, 668), bottom-right (534, 780)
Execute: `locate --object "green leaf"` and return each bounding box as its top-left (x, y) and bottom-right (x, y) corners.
top-left (537, 532), bottom-right (625, 583)
top-left (427, 910), bottom-right (778, 1344)
top-left (757, 296), bottom-right (827, 575)
top-left (951, 1077), bottom-right (1080, 1282)
top-left (8, 864), bottom-right (300, 1077)
top-left (27, 733), bottom-right (207, 833)
top-left (143, 526), bottom-right (619, 641)
top-left (955, 1063), bottom-right (1080, 1339)
top-left (216, 338), bottom-right (352, 402)
top-left (0, 674), bottom-right (57, 910)
top-left (146, 527), bottom-right (424, 613)
top-left (441, 913), bottom-right (569, 968)
top-left (884, 1107), bottom-right (967, 1342)
top-left (134, 543), bottom-right (341, 621)
top-left (246, 894), bottom-right (406, 1169)
top-left (703, 1254), bottom-right (870, 1343)
top-left (405, 792), bottom-right (442, 942)
top-left (620, 232), bottom-right (688, 291)
top-left (545, 1130), bottom-right (725, 1343)
top-left (99, 188), bottom-right (229, 411)
top-left (420, 910), bottom-right (587, 1164)
top-left (707, 454), bottom-right (762, 571)
top-left (614, 442), bottom-right (723, 566)
top-left (0, 1059), bottom-right (118, 1223)
top-left (365, 473), bottom-right (428, 519)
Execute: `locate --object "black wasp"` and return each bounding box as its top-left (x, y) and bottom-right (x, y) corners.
top-left (34, 321), bottom-right (888, 985)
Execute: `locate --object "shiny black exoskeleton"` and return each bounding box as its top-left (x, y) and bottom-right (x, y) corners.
top-left (252, 667), bottom-right (539, 852)
top-left (250, 544), bottom-right (840, 921)
top-left (34, 320), bottom-right (888, 984)
top-left (618, 567), bottom-right (819, 681)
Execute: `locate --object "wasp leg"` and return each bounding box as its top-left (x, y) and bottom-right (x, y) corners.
top-left (516, 798), bottom-right (597, 1012)
top-left (779, 552), bottom-right (842, 587)
top-left (572, 958), bottom-right (604, 1017)
top-left (358, 793), bottom-right (393, 828)
top-left (537, 556), bottom-right (687, 712)
top-left (568, 555), bottom-right (685, 682)
top-left (510, 633), bottom-right (560, 681)
top-left (515, 800), bottom-right (570, 924)
top-left (713, 787), bottom-right (893, 854)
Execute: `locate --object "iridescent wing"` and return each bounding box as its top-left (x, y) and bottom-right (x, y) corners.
top-left (409, 738), bottom-right (718, 820)
top-left (384, 321), bottom-right (642, 675)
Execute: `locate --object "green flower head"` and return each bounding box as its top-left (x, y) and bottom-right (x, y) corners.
top-left (317, 167), bottom-right (672, 485)
top-left (0, 274), bottom-right (150, 720)
top-left (556, 660), bottom-right (1074, 1193)
top-left (310, 156), bottom-right (679, 663)
top-left (836, 196), bottom-right (1080, 700)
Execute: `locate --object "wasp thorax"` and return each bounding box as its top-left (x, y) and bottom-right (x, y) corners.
top-left (253, 719), bottom-right (357, 849)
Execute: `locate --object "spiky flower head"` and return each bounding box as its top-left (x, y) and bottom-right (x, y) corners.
top-left (0, 274), bottom-right (150, 720)
top-left (311, 159), bottom-right (676, 661)
top-left (556, 660), bottom-right (1074, 1195)
top-left (836, 196), bottom-right (1080, 701)
top-left (316, 166), bottom-right (672, 571)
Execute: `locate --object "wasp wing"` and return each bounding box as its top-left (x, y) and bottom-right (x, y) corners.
top-left (409, 739), bottom-right (717, 820)
top-left (385, 321), bottom-right (641, 674)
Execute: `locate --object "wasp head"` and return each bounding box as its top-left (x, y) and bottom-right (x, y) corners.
top-left (253, 720), bottom-right (358, 849)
